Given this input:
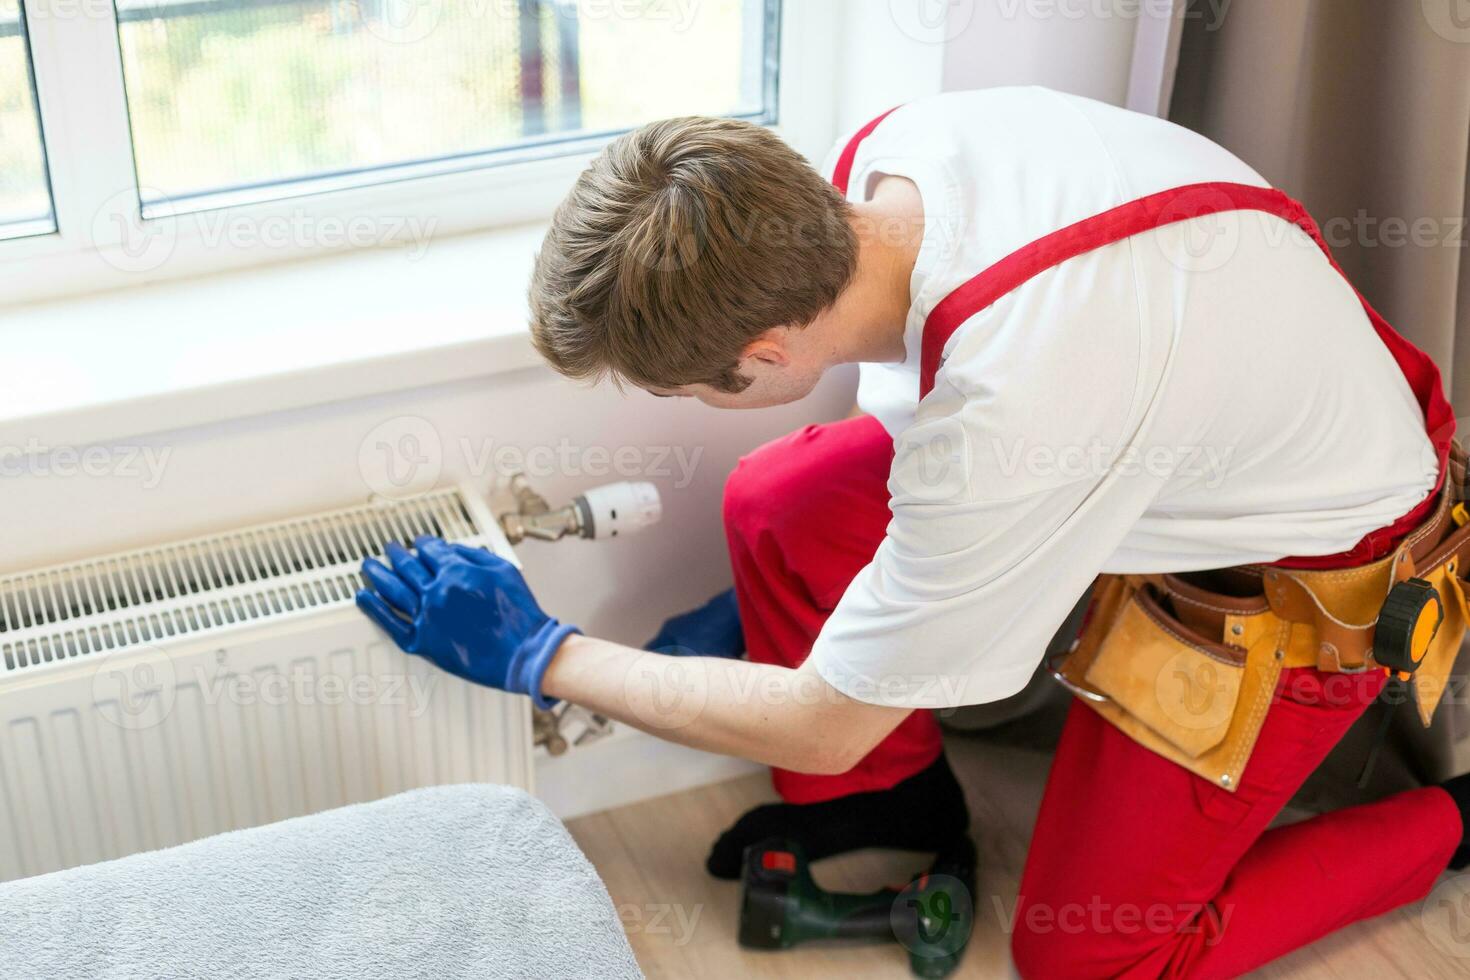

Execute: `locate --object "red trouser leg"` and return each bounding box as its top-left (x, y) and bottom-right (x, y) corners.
top-left (724, 415), bottom-right (944, 804)
top-left (1013, 669), bottom-right (1463, 979)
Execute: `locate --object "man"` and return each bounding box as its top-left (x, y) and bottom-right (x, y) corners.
top-left (358, 88), bottom-right (1470, 976)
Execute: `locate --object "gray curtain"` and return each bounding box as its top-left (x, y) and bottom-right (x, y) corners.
top-left (1170, 0), bottom-right (1470, 408)
top-left (1170, 0), bottom-right (1470, 798)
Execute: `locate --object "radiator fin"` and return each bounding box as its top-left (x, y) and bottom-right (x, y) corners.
top-left (0, 490), bottom-right (485, 674)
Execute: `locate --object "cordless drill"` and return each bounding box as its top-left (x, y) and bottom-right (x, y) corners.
top-left (737, 835), bottom-right (977, 978)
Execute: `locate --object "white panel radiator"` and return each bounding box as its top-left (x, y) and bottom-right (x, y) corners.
top-left (0, 485), bottom-right (533, 882)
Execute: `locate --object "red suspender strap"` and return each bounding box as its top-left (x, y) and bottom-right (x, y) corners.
top-left (830, 119), bottom-right (1455, 568)
top-left (830, 107), bottom-right (900, 198)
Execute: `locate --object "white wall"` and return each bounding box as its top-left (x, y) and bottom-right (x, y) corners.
top-left (940, 0), bottom-right (1145, 105)
top-left (833, 1), bottom-right (949, 131)
top-left (833, 0), bottom-right (1152, 134)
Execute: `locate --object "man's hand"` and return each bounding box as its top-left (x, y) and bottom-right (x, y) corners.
top-left (645, 588), bottom-right (744, 658)
top-left (355, 537), bottom-right (580, 708)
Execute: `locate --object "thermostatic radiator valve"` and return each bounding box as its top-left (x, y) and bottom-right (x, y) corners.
top-left (491, 472), bottom-right (662, 545)
top-left (491, 471), bottom-right (662, 755)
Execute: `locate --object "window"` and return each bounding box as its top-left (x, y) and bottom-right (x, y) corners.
top-left (114, 0), bottom-right (780, 214)
top-left (6, 0), bottom-right (821, 305)
top-left (0, 0), bottom-right (54, 239)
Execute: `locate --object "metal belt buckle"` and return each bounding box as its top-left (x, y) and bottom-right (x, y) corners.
top-left (1045, 644), bottom-right (1110, 704)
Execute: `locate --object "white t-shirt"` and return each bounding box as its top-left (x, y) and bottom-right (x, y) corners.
top-left (808, 87), bottom-right (1438, 709)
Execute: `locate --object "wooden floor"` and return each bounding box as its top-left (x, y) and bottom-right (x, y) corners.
top-left (567, 735), bottom-right (1468, 979)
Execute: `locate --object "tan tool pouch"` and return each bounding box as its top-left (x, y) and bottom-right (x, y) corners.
top-left (1052, 458), bottom-right (1470, 791)
top-left (1054, 576), bottom-right (1287, 791)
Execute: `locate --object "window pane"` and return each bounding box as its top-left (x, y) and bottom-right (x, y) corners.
top-left (116, 0), bottom-right (779, 211)
top-left (0, 2), bottom-right (55, 239)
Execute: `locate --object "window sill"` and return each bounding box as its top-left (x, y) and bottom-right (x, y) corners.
top-left (3, 222), bottom-right (550, 449)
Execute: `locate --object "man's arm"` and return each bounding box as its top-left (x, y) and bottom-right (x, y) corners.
top-left (542, 633), bottom-right (912, 774)
top-left (355, 537), bottom-right (912, 775)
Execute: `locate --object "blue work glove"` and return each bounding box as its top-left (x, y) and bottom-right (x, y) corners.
top-left (355, 536), bottom-right (579, 709)
top-left (645, 588), bottom-right (745, 658)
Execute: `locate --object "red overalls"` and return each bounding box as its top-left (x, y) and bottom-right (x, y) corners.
top-left (723, 108), bottom-right (1465, 977)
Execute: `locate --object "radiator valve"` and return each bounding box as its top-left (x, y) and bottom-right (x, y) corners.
top-left (496, 472), bottom-right (661, 756)
top-left (491, 472), bottom-right (662, 544)
top-left (533, 702), bottom-right (615, 756)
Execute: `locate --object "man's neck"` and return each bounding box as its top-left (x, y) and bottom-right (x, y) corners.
top-left (824, 177), bottom-right (926, 366)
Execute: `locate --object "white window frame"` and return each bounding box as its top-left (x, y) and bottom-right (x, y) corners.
top-left (4, 0), bottom-right (839, 308)
top-left (1125, 0), bottom-right (1186, 117)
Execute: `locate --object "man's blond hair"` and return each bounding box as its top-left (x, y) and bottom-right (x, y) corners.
top-left (529, 116), bottom-right (857, 392)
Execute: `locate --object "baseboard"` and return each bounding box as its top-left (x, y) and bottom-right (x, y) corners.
top-left (534, 727), bottom-right (763, 821)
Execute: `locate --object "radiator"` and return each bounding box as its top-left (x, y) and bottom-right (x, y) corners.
top-left (0, 485), bottom-right (533, 882)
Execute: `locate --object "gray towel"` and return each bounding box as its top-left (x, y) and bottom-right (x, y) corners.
top-left (0, 784), bottom-right (642, 979)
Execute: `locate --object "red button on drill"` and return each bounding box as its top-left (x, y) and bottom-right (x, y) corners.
top-left (762, 850), bottom-right (796, 873)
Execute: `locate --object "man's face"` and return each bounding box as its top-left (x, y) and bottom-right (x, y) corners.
top-left (647, 373), bottom-right (819, 410)
top-left (644, 329), bottom-right (826, 409)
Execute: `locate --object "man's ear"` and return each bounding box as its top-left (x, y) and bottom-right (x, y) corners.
top-left (740, 328), bottom-right (791, 369)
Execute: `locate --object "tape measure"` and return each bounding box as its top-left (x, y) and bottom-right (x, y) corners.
top-left (1374, 578), bottom-right (1444, 680)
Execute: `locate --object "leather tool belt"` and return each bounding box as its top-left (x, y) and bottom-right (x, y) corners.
top-left (1052, 446), bottom-right (1470, 792)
